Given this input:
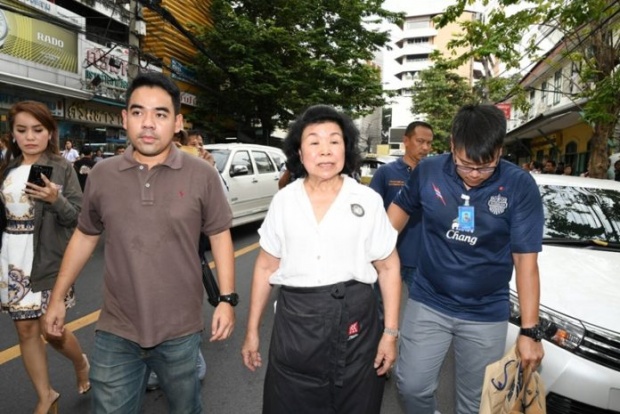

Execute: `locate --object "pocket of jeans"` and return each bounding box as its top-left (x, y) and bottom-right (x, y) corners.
top-left (271, 302), bottom-right (331, 380)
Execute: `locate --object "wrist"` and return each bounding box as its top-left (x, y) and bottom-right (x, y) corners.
top-left (383, 327), bottom-right (399, 338)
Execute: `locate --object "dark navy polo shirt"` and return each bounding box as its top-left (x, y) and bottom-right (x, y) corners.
top-left (392, 153), bottom-right (543, 322)
top-left (369, 158), bottom-right (421, 268)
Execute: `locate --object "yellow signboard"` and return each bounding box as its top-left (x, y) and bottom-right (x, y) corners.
top-left (0, 8), bottom-right (77, 72)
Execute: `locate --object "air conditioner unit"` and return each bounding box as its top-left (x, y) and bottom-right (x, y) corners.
top-left (132, 20), bottom-right (146, 36)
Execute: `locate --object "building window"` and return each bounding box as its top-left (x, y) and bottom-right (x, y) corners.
top-left (407, 37), bottom-right (430, 45)
top-left (528, 89), bottom-right (536, 119)
top-left (541, 81), bottom-right (548, 106)
top-left (565, 141), bottom-right (578, 171)
top-left (570, 62), bottom-right (580, 95)
top-left (553, 70), bottom-right (562, 104)
top-left (405, 19), bottom-right (429, 30)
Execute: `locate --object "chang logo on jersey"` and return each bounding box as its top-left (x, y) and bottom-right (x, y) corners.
top-left (446, 229), bottom-right (478, 246)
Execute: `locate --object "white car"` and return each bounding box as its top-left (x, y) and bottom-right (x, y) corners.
top-left (507, 174), bottom-right (620, 413)
top-left (205, 143), bottom-right (285, 227)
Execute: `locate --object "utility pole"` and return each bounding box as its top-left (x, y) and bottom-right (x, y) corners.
top-left (127, 0), bottom-right (142, 86)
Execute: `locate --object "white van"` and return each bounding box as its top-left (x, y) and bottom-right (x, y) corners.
top-left (204, 143), bottom-right (285, 227)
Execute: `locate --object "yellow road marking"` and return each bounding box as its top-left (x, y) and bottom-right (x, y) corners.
top-left (0, 242), bottom-right (260, 365)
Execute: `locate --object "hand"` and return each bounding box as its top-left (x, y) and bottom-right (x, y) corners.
top-left (241, 331), bottom-right (262, 371)
top-left (209, 302), bottom-right (235, 342)
top-left (25, 174), bottom-right (59, 204)
top-left (517, 335), bottom-right (544, 371)
top-left (44, 297), bottom-right (67, 338)
top-left (374, 334), bottom-right (398, 376)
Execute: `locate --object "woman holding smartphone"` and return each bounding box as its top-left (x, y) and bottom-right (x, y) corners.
top-left (0, 101), bottom-right (89, 414)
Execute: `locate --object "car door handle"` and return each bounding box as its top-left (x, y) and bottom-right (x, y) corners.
top-left (252, 178), bottom-right (258, 183)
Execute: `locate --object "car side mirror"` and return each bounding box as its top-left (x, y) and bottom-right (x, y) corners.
top-left (230, 164), bottom-right (249, 177)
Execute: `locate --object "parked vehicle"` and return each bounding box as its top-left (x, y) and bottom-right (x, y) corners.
top-left (507, 174), bottom-right (620, 414)
top-left (204, 143), bottom-right (285, 227)
top-left (359, 154), bottom-right (399, 185)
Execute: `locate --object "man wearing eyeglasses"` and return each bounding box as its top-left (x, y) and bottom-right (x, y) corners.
top-left (387, 104), bottom-right (545, 414)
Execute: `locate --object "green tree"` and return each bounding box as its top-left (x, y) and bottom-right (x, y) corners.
top-left (410, 62), bottom-right (476, 153)
top-left (436, 0), bottom-right (620, 178)
top-left (190, 0), bottom-right (402, 144)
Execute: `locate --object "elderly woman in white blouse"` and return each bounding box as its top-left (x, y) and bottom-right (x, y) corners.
top-left (241, 105), bottom-right (401, 414)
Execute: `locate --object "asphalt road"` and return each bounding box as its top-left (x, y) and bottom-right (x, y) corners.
top-left (0, 222), bottom-right (455, 413)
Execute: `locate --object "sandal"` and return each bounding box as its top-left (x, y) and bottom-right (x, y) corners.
top-left (76, 354), bottom-right (91, 394)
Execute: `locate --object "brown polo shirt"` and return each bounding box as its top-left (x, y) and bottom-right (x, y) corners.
top-left (79, 145), bottom-right (232, 347)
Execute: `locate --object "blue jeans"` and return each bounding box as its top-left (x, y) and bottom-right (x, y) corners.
top-left (90, 330), bottom-right (203, 414)
top-left (396, 299), bottom-right (507, 414)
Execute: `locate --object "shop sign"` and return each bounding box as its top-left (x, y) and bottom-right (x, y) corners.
top-left (181, 92), bottom-right (197, 107)
top-left (82, 41), bottom-right (129, 90)
top-left (170, 58), bottom-right (197, 85)
top-left (0, 92), bottom-right (64, 117)
top-left (0, 7), bottom-right (78, 72)
top-left (495, 103), bottom-right (511, 119)
top-left (67, 102), bottom-right (122, 126)
top-left (12, 0), bottom-right (85, 28)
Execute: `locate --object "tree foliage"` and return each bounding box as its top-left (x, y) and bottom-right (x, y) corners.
top-left (410, 61), bottom-right (477, 153)
top-left (435, 0), bottom-right (620, 178)
top-left (190, 0), bottom-right (402, 144)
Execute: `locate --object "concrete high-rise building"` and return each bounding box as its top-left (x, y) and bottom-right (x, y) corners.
top-left (381, 0), bottom-right (484, 142)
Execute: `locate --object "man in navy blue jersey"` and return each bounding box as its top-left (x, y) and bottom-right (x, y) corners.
top-left (388, 104), bottom-right (544, 414)
top-left (370, 121), bottom-right (433, 292)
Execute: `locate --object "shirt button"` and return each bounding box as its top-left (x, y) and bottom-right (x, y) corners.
top-left (139, 166), bottom-right (144, 170)
top-left (317, 255), bottom-right (320, 260)
top-left (145, 183), bottom-right (150, 188)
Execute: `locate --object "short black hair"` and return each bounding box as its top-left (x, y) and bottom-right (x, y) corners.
top-left (405, 121), bottom-right (434, 137)
top-left (125, 72), bottom-right (181, 114)
top-left (81, 147), bottom-right (92, 156)
top-left (451, 104), bottom-right (506, 163)
top-left (283, 105), bottom-right (361, 179)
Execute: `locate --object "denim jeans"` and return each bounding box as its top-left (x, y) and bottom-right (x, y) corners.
top-left (396, 299), bottom-right (507, 414)
top-left (90, 330), bottom-right (203, 414)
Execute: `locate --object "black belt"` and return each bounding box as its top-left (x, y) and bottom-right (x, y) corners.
top-left (280, 279), bottom-right (361, 295)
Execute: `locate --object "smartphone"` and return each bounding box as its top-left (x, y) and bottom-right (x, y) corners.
top-left (27, 164), bottom-right (53, 187)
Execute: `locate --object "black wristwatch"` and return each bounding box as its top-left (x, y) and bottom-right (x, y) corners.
top-left (218, 293), bottom-right (239, 307)
top-left (519, 324), bottom-right (544, 342)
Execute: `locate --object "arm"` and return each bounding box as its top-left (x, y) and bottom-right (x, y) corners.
top-left (373, 249), bottom-right (401, 376)
top-left (241, 248), bottom-right (279, 371)
top-left (513, 252), bottom-right (544, 370)
top-left (45, 229), bottom-right (100, 337)
top-left (387, 202), bottom-right (410, 233)
top-left (208, 229), bottom-right (236, 342)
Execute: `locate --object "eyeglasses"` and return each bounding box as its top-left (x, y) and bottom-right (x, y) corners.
top-left (453, 155), bottom-right (498, 175)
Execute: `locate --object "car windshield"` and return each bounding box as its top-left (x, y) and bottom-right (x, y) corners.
top-left (539, 184), bottom-right (620, 243)
top-left (208, 149), bottom-right (230, 173)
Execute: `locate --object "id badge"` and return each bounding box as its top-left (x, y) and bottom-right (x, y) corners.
top-left (458, 205), bottom-right (475, 233)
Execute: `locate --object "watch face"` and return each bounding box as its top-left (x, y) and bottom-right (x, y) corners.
top-left (0, 10), bottom-right (8, 48)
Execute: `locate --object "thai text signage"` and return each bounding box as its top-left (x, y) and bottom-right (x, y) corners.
top-left (67, 102), bottom-right (122, 126)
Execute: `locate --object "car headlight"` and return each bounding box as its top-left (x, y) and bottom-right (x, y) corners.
top-left (509, 293), bottom-right (586, 351)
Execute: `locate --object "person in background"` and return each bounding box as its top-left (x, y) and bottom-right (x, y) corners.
top-left (370, 121), bottom-right (433, 293)
top-left (242, 104), bottom-right (401, 413)
top-left (73, 147), bottom-right (97, 191)
top-left (563, 164), bottom-right (573, 176)
top-left (389, 104), bottom-right (544, 414)
top-left (614, 160), bottom-right (620, 181)
top-left (543, 159), bottom-right (556, 174)
top-left (555, 161), bottom-right (565, 175)
top-left (529, 160), bottom-right (543, 174)
top-left (114, 145), bottom-right (125, 156)
top-left (93, 148), bottom-right (104, 162)
top-left (44, 73), bottom-right (236, 414)
top-left (187, 130), bottom-right (215, 166)
top-left (61, 139), bottom-right (80, 163)
top-left (0, 101), bottom-right (89, 414)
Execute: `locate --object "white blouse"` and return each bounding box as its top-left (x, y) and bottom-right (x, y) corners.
top-left (259, 175), bottom-right (397, 287)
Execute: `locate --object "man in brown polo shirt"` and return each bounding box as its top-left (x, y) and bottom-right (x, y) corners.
top-left (45, 72), bottom-right (236, 414)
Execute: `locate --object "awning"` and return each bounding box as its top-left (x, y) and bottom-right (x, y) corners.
top-left (506, 109), bottom-right (584, 143)
top-left (0, 71), bottom-right (93, 101)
